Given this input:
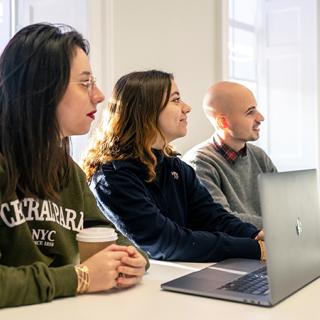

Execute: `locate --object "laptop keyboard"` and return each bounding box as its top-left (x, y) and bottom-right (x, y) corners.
top-left (219, 266), bottom-right (269, 295)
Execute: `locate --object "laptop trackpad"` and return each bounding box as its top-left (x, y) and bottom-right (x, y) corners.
top-left (186, 268), bottom-right (243, 289)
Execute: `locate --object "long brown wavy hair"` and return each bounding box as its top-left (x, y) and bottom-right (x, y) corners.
top-left (82, 70), bottom-right (177, 182)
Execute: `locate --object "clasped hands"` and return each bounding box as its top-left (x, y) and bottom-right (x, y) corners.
top-left (82, 244), bottom-right (147, 293)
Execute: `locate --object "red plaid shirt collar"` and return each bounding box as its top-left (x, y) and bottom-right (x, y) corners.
top-left (212, 134), bottom-right (247, 164)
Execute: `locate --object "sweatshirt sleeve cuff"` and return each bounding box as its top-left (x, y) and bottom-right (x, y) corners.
top-left (50, 265), bottom-right (78, 298)
top-left (229, 238), bottom-right (261, 260)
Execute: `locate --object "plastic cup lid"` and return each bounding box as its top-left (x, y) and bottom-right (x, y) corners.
top-left (76, 227), bottom-right (118, 242)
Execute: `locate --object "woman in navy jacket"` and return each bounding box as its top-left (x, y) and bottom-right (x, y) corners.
top-left (82, 70), bottom-right (264, 262)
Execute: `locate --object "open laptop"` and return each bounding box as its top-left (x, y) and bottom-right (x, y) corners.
top-left (161, 169), bottom-right (320, 306)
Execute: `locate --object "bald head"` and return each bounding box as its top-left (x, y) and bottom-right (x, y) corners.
top-left (202, 81), bottom-right (264, 149)
top-left (203, 81), bottom-right (256, 124)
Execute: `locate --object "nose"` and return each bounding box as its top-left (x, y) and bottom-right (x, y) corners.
top-left (91, 85), bottom-right (105, 104)
top-left (257, 110), bottom-right (264, 122)
top-left (182, 101), bottom-right (191, 114)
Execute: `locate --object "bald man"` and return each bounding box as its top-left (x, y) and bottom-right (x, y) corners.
top-left (183, 81), bottom-right (277, 229)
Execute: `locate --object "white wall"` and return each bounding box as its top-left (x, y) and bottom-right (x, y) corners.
top-left (258, 0), bottom-right (317, 171)
top-left (88, 0), bottom-right (224, 155)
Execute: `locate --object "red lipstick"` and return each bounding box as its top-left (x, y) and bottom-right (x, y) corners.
top-left (86, 111), bottom-right (96, 119)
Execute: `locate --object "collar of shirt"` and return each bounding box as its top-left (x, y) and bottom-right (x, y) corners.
top-left (212, 134), bottom-right (247, 164)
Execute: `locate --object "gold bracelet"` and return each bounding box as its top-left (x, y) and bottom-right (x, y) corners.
top-left (74, 265), bottom-right (90, 294)
top-left (257, 240), bottom-right (267, 261)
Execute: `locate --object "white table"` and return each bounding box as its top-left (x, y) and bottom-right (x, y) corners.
top-left (1, 260), bottom-right (319, 320)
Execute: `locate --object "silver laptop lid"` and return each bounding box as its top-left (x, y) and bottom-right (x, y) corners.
top-left (259, 169), bottom-right (320, 305)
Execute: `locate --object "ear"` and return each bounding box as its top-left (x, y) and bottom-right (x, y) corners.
top-left (216, 115), bottom-right (229, 129)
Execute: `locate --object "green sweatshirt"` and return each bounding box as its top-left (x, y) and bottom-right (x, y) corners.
top-left (0, 156), bottom-right (146, 308)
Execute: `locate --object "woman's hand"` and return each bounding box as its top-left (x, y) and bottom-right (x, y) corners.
top-left (116, 246), bottom-right (147, 288)
top-left (255, 229), bottom-right (265, 241)
top-left (82, 244), bottom-right (129, 293)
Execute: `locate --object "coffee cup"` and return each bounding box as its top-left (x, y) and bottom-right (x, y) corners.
top-left (76, 227), bottom-right (118, 262)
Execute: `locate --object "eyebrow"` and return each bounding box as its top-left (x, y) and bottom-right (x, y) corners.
top-left (245, 106), bottom-right (256, 113)
top-left (170, 91), bottom-right (180, 97)
top-left (78, 71), bottom-right (92, 77)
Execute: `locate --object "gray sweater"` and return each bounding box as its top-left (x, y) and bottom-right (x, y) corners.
top-left (183, 138), bottom-right (277, 229)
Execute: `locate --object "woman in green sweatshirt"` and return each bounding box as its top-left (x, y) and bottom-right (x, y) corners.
top-left (0, 23), bottom-right (147, 308)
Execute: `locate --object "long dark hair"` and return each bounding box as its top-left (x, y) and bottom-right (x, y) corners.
top-left (83, 70), bottom-right (177, 182)
top-left (0, 23), bottom-right (89, 201)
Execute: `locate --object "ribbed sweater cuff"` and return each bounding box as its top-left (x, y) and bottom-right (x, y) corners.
top-left (50, 265), bottom-right (78, 299)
